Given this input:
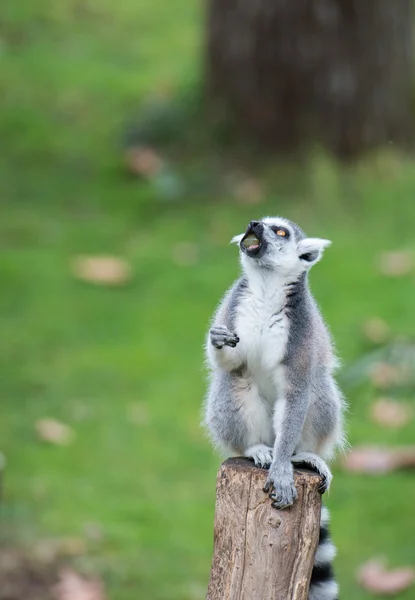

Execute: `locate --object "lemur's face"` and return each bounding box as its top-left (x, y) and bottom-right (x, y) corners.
top-left (232, 217), bottom-right (331, 276)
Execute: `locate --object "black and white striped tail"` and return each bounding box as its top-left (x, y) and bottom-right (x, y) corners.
top-left (308, 506), bottom-right (339, 600)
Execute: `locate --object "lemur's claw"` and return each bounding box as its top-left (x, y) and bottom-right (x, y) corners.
top-left (264, 469), bottom-right (297, 509)
top-left (291, 452), bottom-right (332, 495)
top-left (245, 444), bottom-right (273, 469)
top-left (272, 502), bottom-right (292, 510)
top-left (210, 326), bottom-right (239, 349)
top-left (318, 476), bottom-right (328, 494)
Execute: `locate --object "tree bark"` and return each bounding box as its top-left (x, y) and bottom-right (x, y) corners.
top-left (206, 458), bottom-right (321, 600)
top-left (206, 0), bottom-right (414, 158)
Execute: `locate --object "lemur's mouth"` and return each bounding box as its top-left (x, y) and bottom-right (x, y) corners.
top-left (240, 223), bottom-right (264, 256)
top-left (242, 233), bottom-right (260, 251)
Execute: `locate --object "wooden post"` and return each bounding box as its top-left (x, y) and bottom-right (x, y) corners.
top-left (206, 458), bottom-right (322, 600)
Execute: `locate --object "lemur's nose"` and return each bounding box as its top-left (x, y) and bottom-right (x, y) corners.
top-left (250, 220), bottom-right (260, 228)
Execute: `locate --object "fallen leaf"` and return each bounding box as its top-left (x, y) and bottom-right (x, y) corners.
top-left (31, 539), bottom-right (61, 563)
top-left (362, 318), bottom-right (390, 344)
top-left (57, 538), bottom-right (87, 556)
top-left (341, 446), bottom-right (415, 474)
top-left (35, 419), bottom-right (75, 446)
top-left (371, 398), bottom-right (413, 428)
top-left (71, 256), bottom-right (132, 286)
top-left (369, 362), bottom-right (400, 389)
top-left (172, 242), bottom-right (199, 266)
top-left (32, 538), bottom-right (86, 563)
top-left (53, 568), bottom-right (106, 600)
top-left (378, 251), bottom-right (413, 277)
top-left (125, 146), bottom-right (163, 177)
top-left (357, 559), bottom-right (415, 595)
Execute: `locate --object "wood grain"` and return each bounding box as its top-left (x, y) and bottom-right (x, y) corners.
top-left (206, 458), bottom-right (321, 600)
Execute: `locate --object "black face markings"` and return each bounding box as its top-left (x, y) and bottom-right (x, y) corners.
top-left (270, 226), bottom-right (290, 239)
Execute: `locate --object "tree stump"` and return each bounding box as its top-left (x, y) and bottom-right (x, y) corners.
top-left (206, 458), bottom-right (322, 600)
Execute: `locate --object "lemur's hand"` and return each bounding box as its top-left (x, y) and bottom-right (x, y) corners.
top-left (264, 462), bottom-right (297, 510)
top-left (210, 326), bottom-right (239, 349)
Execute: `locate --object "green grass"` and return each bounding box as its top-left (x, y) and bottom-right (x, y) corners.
top-left (1, 2), bottom-right (415, 599)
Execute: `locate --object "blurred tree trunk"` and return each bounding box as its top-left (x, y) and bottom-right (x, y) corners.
top-left (206, 0), bottom-right (414, 158)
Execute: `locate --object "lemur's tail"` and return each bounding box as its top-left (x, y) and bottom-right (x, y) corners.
top-left (308, 506), bottom-right (339, 600)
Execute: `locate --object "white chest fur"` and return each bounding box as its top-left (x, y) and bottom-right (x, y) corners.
top-left (234, 275), bottom-right (290, 401)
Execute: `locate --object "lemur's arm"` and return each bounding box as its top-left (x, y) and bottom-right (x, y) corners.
top-left (206, 281), bottom-right (245, 372)
top-left (264, 330), bottom-right (312, 509)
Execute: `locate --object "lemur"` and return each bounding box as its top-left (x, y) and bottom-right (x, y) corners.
top-left (204, 217), bottom-right (345, 600)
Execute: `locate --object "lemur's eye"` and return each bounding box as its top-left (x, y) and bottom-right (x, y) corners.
top-left (271, 226), bottom-right (289, 238)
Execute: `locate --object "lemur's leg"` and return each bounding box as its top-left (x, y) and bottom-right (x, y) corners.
top-left (204, 371), bottom-right (273, 464)
top-left (291, 452), bottom-right (332, 493)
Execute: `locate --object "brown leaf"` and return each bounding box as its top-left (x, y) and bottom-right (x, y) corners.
top-left (53, 568), bottom-right (106, 600)
top-left (378, 251), bottom-right (413, 277)
top-left (35, 419), bottom-right (75, 446)
top-left (357, 559), bottom-right (415, 595)
top-left (71, 256), bottom-right (132, 286)
top-left (369, 362), bottom-right (400, 389)
top-left (371, 398), bottom-right (413, 428)
top-left (342, 446), bottom-right (415, 474)
top-left (171, 242), bottom-right (199, 267)
top-left (362, 318), bottom-right (390, 344)
top-left (57, 538), bottom-right (87, 556)
top-left (125, 146), bottom-right (163, 177)
top-left (32, 538), bottom-right (86, 563)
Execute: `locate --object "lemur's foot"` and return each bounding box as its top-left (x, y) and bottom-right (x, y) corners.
top-left (291, 452), bottom-right (333, 494)
top-left (244, 444), bottom-right (273, 469)
top-left (210, 326), bottom-right (239, 349)
top-left (263, 464), bottom-right (297, 510)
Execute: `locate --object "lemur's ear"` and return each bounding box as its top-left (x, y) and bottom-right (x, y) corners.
top-left (297, 238), bottom-right (331, 265)
top-left (230, 234), bottom-right (244, 245)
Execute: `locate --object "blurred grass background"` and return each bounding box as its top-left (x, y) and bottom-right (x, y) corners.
top-left (1, 1), bottom-right (415, 599)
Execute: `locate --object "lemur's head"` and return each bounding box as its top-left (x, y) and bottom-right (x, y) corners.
top-left (231, 217), bottom-right (331, 278)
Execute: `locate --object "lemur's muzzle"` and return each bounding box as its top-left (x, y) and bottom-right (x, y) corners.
top-left (240, 221), bottom-right (264, 256)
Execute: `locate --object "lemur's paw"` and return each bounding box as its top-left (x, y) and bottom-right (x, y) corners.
top-left (264, 466), bottom-right (297, 509)
top-left (210, 326), bottom-right (239, 349)
top-left (244, 444), bottom-right (273, 469)
top-left (291, 452), bottom-right (333, 494)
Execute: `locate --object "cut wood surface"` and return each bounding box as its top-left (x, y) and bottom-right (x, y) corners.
top-left (206, 458), bottom-right (322, 600)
